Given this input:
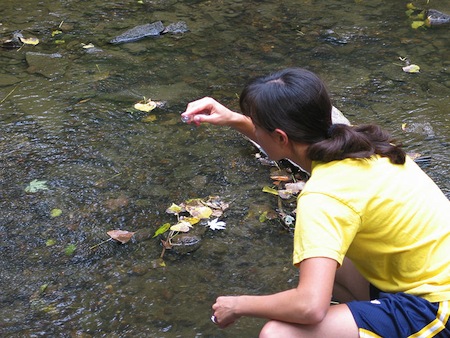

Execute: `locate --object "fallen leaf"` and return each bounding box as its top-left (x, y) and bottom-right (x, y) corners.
top-left (262, 186), bottom-right (279, 196)
top-left (152, 223), bottom-right (171, 238)
top-left (206, 218), bottom-right (226, 230)
top-left (46, 239), bottom-right (56, 246)
top-left (107, 230), bottom-right (136, 244)
top-left (19, 37), bottom-right (39, 45)
top-left (150, 258), bottom-right (166, 268)
top-left (50, 208), bottom-right (62, 218)
top-left (181, 216), bottom-right (201, 225)
top-left (278, 190), bottom-right (293, 199)
top-left (65, 244), bottom-right (77, 256)
top-left (170, 221), bottom-right (192, 232)
top-left (186, 205), bottom-right (213, 219)
top-left (134, 99), bottom-right (157, 112)
top-left (166, 203), bottom-right (184, 215)
top-left (142, 114), bottom-right (157, 122)
top-left (201, 196), bottom-right (229, 211)
top-left (82, 43), bottom-right (95, 49)
top-left (285, 181), bottom-right (306, 194)
top-left (25, 179), bottom-right (49, 193)
top-left (403, 64), bottom-right (420, 73)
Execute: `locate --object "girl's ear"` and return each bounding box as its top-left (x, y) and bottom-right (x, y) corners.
top-left (273, 128), bottom-right (289, 146)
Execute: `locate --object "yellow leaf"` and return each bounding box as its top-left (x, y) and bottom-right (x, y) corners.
top-left (402, 123), bottom-right (407, 131)
top-left (82, 43), bottom-right (95, 49)
top-left (134, 99), bottom-right (157, 112)
top-left (166, 203), bottom-right (184, 215)
top-left (50, 208), bottom-right (62, 218)
top-left (142, 115), bottom-right (157, 123)
top-left (262, 186), bottom-right (279, 196)
top-left (259, 211), bottom-right (268, 223)
top-left (186, 205), bottom-right (213, 219)
top-left (52, 30), bottom-right (63, 37)
top-left (402, 64), bottom-right (420, 73)
top-left (411, 21), bottom-right (425, 29)
top-left (19, 37), bottom-right (39, 45)
top-left (170, 221), bottom-right (192, 232)
top-left (182, 216), bottom-right (201, 225)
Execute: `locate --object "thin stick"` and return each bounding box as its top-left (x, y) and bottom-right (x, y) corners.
top-left (1, 85), bottom-right (19, 104)
top-left (89, 237), bottom-right (113, 250)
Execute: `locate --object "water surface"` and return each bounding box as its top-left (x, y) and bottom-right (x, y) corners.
top-left (1, 0), bottom-right (449, 336)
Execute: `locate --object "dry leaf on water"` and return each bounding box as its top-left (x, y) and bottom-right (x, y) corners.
top-left (107, 230), bottom-right (136, 244)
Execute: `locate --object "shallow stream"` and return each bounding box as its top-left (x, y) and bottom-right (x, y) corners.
top-left (1, 0), bottom-right (449, 336)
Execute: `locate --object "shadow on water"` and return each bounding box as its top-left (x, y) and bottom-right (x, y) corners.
top-left (1, 0), bottom-right (449, 336)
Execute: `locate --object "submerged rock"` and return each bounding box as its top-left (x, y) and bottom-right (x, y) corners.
top-left (170, 233), bottom-right (202, 255)
top-left (25, 52), bottom-right (68, 78)
top-left (427, 9), bottom-right (450, 26)
top-left (109, 21), bottom-right (188, 44)
top-left (162, 21), bottom-right (189, 34)
top-left (110, 21), bottom-right (165, 44)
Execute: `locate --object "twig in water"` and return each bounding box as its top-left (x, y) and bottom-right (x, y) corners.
top-left (1, 85), bottom-right (19, 104)
top-left (89, 238), bottom-right (113, 250)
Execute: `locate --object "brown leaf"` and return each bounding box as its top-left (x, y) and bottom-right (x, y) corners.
top-left (107, 230), bottom-right (136, 244)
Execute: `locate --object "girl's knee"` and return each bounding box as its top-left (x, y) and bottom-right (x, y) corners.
top-left (259, 320), bottom-right (287, 338)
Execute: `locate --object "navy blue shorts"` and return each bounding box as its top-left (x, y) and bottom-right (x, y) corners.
top-left (347, 292), bottom-right (450, 337)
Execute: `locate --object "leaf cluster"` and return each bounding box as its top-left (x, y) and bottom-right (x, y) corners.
top-left (154, 196), bottom-right (229, 258)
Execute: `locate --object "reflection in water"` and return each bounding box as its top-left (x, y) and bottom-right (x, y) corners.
top-left (1, 0), bottom-right (449, 336)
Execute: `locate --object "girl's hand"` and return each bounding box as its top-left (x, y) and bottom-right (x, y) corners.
top-left (181, 97), bottom-right (239, 127)
top-left (211, 296), bottom-right (241, 328)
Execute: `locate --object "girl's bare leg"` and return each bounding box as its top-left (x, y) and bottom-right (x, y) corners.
top-left (259, 304), bottom-right (359, 338)
top-left (333, 257), bottom-right (370, 302)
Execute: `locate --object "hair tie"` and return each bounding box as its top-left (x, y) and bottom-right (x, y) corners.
top-left (327, 124), bottom-right (337, 138)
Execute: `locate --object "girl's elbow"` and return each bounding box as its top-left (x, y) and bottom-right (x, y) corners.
top-left (301, 303), bottom-right (329, 324)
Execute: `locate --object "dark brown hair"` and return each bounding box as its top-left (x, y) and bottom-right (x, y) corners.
top-left (239, 68), bottom-right (405, 164)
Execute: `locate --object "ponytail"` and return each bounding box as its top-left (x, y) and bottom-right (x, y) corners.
top-left (308, 124), bottom-right (406, 164)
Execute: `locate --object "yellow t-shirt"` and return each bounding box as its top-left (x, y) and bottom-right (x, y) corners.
top-left (293, 155), bottom-right (450, 302)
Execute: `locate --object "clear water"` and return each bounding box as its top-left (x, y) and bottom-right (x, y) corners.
top-left (1, 0), bottom-right (449, 336)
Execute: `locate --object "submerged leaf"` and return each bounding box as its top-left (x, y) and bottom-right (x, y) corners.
top-left (142, 114), bottom-right (157, 123)
top-left (259, 211), bottom-right (269, 223)
top-left (46, 239), bottom-right (56, 246)
top-left (65, 244), bottom-right (77, 256)
top-left (25, 179), bottom-right (49, 193)
top-left (150, 258), bottom-right (166, 268)
top-left (107, 230), bottom-right (136, 244)
top-left (50, 208), bottom-right (62, 218)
